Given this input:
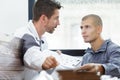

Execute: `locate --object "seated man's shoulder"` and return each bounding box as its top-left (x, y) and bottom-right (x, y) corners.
top-left (107, 40), bottom-right (120, 52)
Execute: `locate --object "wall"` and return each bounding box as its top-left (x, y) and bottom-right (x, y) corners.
top-left (0, 0), bottom-right (28, 34)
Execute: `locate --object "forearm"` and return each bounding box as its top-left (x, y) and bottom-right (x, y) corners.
top-left (24, 47), bottom-right (47, 71)
top-left (102, 64), bottom-right (120, 77)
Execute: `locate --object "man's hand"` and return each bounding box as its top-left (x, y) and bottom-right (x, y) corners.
top-left (42, 56), bottom-right (59, 70)
top-left (75, 63), bottom-right (105, 75)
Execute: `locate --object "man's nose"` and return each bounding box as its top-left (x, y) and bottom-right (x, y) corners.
top-left (57, 20), bottom-right (60, 25)
top-left (81, 28), bottom-right (86, 35)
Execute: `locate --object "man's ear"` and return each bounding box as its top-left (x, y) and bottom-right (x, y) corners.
top-left (39, 14), bottom-right (48, 24)
top-left (97, 26), bottom-right (102, 34)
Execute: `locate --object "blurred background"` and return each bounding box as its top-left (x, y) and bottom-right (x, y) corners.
top-left (0, 0), bottom-right (120, 49)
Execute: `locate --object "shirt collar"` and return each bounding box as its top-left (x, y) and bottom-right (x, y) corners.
top-left (28, 20), bottom-right (40, 41)
top-left (85, 39), bottom-right (111, 53)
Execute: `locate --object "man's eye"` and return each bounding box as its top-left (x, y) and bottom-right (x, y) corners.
top-left (80, 26), bottom-right (83, 29)
top-left (85, 25), bottom-right (90, 28)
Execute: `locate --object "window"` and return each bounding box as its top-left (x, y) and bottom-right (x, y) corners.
top-left (31, 0), bottom-right (120, 49)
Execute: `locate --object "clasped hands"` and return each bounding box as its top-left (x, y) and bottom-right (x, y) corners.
top-left (74, 63), bottom-right (104, 75)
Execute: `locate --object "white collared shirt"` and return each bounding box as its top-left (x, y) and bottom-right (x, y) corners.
top-left (14, 20), bottom-right (49, 80)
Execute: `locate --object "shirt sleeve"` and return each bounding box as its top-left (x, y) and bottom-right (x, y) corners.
top-left (21, 34), bottom-right (48, 71)
top-left (24, 46), bottom-right (48, 71)
top-left (102, 47), bottom-right (120, 77)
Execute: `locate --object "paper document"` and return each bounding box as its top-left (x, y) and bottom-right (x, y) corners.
top-left (58, 53), bottom-right (82, 68)
top-left (43, 50), bottom-right (82, 70)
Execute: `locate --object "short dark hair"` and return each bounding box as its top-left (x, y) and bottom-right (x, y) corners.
top-left (33, 0), bottom-right (62, 21)
top-left (82, 14), bottom-right (103, 27)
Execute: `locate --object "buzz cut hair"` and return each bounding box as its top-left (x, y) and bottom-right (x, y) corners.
top-left (82, 14), bottom-right (103, 27)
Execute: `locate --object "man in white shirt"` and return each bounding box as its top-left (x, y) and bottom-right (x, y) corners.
top-left (14, 0), bottom-right (62, 79)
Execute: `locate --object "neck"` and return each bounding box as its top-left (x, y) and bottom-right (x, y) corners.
top-left (33, 20), bottom-right (45, 38)
top-left (90, 37), bottom-right (104, 51)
